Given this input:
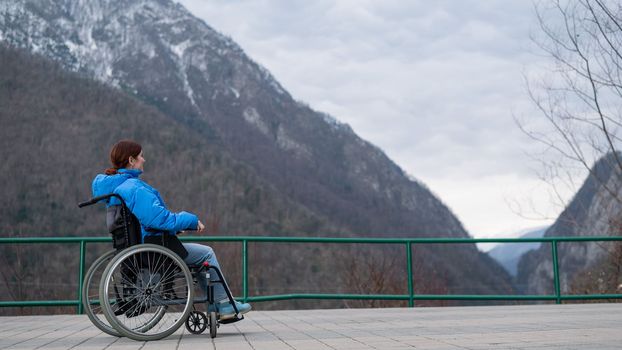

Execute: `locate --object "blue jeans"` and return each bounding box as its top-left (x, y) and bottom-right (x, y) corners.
top-left (182, 243), bottom-right (227, 302)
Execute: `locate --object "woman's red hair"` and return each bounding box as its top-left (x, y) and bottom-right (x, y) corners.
top-left (105, 140), bottom-right (142, 175)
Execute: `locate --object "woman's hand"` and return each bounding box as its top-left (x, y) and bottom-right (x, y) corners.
top-left (197, 220), bottom-right (205, 233)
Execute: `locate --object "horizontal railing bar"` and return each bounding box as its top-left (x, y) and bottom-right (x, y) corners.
top-left (0, 237), bottom-right (110, 244)
top-left (3, 236), bottom-right (622, 245)
top-left (175, 236), bottom-right (622, 244)
top-left (0, 300), bottom-right (79, 307)
top-left (216, 293), bottom-right (622, 302)
top-left (4, 293), bottom-right (622, 308)
top-left (247, 294), bottom-right (410, 302)
top-left (560, 294), bottom-right (622, 300)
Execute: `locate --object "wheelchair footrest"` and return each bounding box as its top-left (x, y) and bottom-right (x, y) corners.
top-left (219, 315), bottom-right (244, 324)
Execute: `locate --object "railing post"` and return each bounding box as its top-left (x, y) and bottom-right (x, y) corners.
top-left (406, 241), bottom-right (414, 307)
top-left (242, 239), bottom-right (248, 303)
top-left (77, 240), bottom-right (86, 314)
top-left (551, 240), bottom-right (561, 304)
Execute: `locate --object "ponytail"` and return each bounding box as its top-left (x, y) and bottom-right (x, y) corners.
top-left (105, 140), bottom-right (142, 175)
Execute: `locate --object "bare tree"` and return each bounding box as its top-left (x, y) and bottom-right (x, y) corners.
top-left (340, 247), bottom-right (404, 308)
top-left (517, 0), bottom-right (622, 297)
top-left (521, 0), bottom-right (622, 203)
top-left (0, 228), bottom-right (34, 316)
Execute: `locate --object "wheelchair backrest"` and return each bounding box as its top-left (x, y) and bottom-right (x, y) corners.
top-left (78, 193), bottom-right (142, 250)
top-left (107, 205), bottom-right (142, 250)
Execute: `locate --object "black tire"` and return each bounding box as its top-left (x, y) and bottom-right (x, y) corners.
top-left (99, 244), bottom-right (194, 341)
top-left (82, 250), bottom-right (120, 337)
top-left (185, 311), bottom-right (207, 334)
top-left (209, 311), bottom-right (218, 338)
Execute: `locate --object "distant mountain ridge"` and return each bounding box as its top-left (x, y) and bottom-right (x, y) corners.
top-left (488, 226), bottom-right (547, 276)
top-left (0, 0), bottom-right (513, 296)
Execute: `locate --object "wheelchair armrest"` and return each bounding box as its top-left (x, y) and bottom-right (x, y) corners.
top-left (78, 193), bottom-right (124, 208)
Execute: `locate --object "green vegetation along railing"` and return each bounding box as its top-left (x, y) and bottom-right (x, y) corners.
top-left (1, 235), bottom-right (622, 314)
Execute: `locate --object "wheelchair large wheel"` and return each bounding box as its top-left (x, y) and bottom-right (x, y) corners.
top-left (99, 244), bottom-right (194, 341)
top-left (82, 250), bottom-right (120, 337)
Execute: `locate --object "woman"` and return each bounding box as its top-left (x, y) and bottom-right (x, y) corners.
top-left (91, 139), bottom-right (251, 320)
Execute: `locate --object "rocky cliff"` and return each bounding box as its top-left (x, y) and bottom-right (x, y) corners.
top-left (516, 154), bottom-right (622, 295)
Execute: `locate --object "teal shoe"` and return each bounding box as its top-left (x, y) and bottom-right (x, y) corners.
top-left (218, 301), bottom-right (251, 320)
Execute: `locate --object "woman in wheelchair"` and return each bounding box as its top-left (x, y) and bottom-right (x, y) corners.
top-left (91, 139), bottom-right (251, 322)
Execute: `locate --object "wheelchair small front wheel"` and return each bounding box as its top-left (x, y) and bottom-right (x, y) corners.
top-left (209, 311), bottom-right (218, 338)
top-left (99, 244), bottom-right (194, 341)
top-left (185, 311), bottom-right (207, 334)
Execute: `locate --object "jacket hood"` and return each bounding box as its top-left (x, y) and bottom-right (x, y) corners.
top-left (91, 169), bottom-right (142, 205)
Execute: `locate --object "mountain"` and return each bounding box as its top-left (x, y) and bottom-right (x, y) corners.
top-left (488, 227), bottom-right (547, 276)
top-left (0, 0), bottom-right (465, 238)
top-left (0, 0), bottom-right (513, 302)
top-left (516, 154), bottom-right (622, 295)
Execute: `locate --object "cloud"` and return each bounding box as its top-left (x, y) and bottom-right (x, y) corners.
top-left (177, 0), bottom-right (563, 236)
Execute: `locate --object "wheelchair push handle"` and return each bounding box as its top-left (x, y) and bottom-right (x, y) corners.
top-left (78, 193), bottom-right (124, 208)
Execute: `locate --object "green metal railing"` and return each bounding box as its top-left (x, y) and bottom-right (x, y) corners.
top-left (1, 235), bottom-right (622, 314)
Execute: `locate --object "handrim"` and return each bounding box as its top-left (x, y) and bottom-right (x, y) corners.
top-left (99, 244), bottom-right (194, 341)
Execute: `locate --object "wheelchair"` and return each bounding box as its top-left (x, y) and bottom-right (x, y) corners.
top-left (78, 193), bottom-right (243, 341)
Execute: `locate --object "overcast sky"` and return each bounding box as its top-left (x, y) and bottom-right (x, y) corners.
top-left (177, 0), bottom-right (575, 243)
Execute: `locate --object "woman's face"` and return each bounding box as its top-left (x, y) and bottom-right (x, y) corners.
top-left (128, 151), bottom-right (145, 171)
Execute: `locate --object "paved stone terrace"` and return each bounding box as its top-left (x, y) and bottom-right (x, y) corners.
top-left (0, 303), bottom-right (621, 349)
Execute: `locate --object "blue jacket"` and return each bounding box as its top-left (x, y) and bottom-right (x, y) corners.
top-left (91, 168), bottom-right (199, 241)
